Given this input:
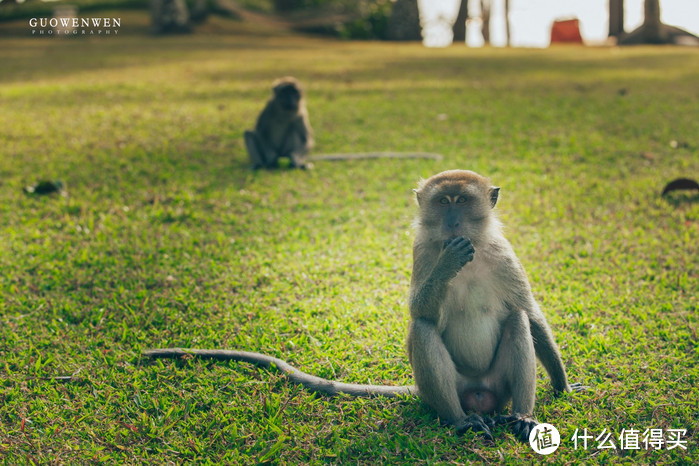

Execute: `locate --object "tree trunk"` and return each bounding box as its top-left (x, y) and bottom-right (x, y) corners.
top-left (619, 0), bottom-right (699, 45)
top-left (608, 0), bottom-right (624, 37)
top-left (386, 0), bottom-right (422, 41)
top-left (504, 0), bottom-right (510, 46)
top-left (643, 0), bottom-right (661, 37)
top-left (150, 0), bottom-right (191, 34)
top-left (452, 0), bottom-right (469, 43)
top-left (272, 0), bottom-right (295, 12)
top-left (480, 0), bottom-right (490, 45)
top-left (189, 0), bottom-right (209, 23)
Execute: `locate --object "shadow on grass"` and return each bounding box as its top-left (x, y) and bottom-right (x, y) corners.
top-left (663, 192), bottom-right (699, 207)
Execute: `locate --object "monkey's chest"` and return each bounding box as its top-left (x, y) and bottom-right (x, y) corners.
top-left (267, 118), bottom-right (300, 152)
top-left (268, 125), bottom-right (293, 149)
top-left (440, 280), bottom-right (504, 375)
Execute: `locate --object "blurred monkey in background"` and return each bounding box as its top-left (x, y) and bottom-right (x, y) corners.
top-left (243, 77), bottom-right (444, 169)
top-left (244, 76), bottom-right (314, 169)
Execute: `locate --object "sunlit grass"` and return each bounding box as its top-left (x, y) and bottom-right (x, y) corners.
top-left (0, 11), bottom-right (697, 463)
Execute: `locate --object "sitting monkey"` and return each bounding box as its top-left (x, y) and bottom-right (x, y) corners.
top-left (244, 76), bottom-right (314, 169)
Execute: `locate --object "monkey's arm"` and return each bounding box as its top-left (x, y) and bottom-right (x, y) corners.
top-left (285, 120), bottom-right (313, 168)
top-left (296, 114), bottom-right (314, 149)
top-left (145, 348), bottom-right (417, 398)
top-left (256, 130), bottom-right (282, 168)
top-left (503, 261), bottom-right (579, 393)
top-left (527, 312), bottom-right (568, 390)
top-left (409, 238), bottom-right (474, 323)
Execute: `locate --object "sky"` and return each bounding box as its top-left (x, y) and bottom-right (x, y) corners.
top-left (418, 0), bottom-right (699, 47)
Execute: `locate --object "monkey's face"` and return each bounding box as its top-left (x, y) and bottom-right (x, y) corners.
top-left (429, 190), bottom-right (490, 241)
top-left (415, 170), bottom-right (499, 244)
top-left (274, 83), bottom-right (302, 112)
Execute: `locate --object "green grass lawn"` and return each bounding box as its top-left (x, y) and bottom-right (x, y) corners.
top-left (1, 11), bottom-right (697, 463)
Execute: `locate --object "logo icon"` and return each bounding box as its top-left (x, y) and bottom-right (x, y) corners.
top-left (529, 423), bottom-right (560, 455)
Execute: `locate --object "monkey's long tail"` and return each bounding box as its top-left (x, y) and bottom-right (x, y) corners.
top-left (144, 348), bottom-right (418, 398)
top-left (309, 152), bottom-right (443, 161)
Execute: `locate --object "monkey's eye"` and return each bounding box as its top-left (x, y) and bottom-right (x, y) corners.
top-left (456, 196), bottom-right (467, 204)
top-left (439, 197), bottom-right (449, 205)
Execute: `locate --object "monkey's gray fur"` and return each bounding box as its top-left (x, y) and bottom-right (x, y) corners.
top-left (244, 76), bottom-right (314, 169)
top-left (407, 169), bottom-right (581, 441)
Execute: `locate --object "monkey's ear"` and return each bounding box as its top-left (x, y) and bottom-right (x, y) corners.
top-left (489, 187), bottom-right (500, 208)
top-left (413, 189), bottom-right (422, 206)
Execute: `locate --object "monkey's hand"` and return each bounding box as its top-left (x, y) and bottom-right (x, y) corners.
top-left (437, 237), bottom-right (475, 279)
top-left (494, 415), bottom-right (538, 442)
top-left (455, 414), bottom-right (494, 441)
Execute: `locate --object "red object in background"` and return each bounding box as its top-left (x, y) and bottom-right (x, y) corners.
top-left (550, 18), bottom-right (583, 44)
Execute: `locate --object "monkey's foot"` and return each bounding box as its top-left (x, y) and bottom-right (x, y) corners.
top-left (569, 382), bottom-right (587, 392)
top-left (455, 414), bottom-right (494, 441)
top-left (494, 415), bottom-right (538, 442)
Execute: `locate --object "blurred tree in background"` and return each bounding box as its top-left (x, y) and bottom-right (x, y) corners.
top-left (452, 0), bottom-right (467, 42)
top-left (385, 0), bottom-right (420, 41)
top-left (215, 0), bottom-right (397, 39)
top-left (618, 0), bottom-right (699, 45)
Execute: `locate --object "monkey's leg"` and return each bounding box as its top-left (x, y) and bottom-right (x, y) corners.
top-left (491, 310), bottom-right (538, 442)
top-left (408, 318), bottom-right (493, 440)
top-left (260, 144), bottom-right (280, 168)
top-left (244, 130), bottom-right (279, 169)
top-left (244, 130), bottom-right (266, 169)
top-left (283, 132), bottom-right (310, 169)
top-left (528, 310), bottom-right (571, 393)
